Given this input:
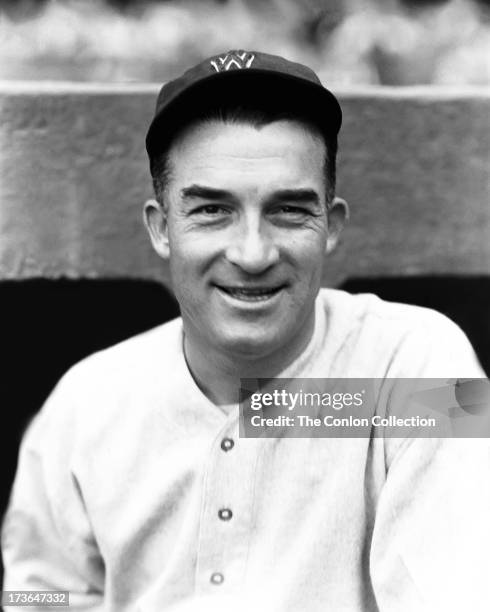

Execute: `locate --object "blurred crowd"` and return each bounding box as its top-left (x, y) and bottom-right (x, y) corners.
top-left (0, 0), bottom-right (489, 84)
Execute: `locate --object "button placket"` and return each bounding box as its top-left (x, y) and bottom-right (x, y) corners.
top-left (195, 421), bottom-right (257, 595)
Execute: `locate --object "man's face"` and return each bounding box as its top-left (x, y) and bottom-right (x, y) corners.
top-left (148, 119), bottom-right (334, 361)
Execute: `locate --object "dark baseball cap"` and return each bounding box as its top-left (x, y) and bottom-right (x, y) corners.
top-left (145, 49), bottom-right (342, 160)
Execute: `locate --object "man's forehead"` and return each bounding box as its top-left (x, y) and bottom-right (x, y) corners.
top-left (162, 121), bottom-right (327, 206)
top-left (168, 118), bottom-right (326, 168)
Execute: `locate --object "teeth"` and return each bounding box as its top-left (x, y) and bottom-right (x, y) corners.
top-left (231, 288), bottom-right (272, 295)
top-left (219, 286), bottom-right (281, 300)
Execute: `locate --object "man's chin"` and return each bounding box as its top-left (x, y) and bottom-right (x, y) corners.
top-left (216, 331), bottom-right (282, 362)
top-left (206, 310), bottom-right (315, 365)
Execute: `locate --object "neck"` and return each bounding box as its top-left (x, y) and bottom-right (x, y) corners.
top-left (183, 311), bottom-right (316, 406)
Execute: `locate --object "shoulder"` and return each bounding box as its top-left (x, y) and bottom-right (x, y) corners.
top-left (67, 316), bottom-right (183, 383)
top-left (317, 288), bottom-right (484, 377)
top-left (318, 287), bottom-right (455, 330)
top-left (318, 287), bottom-right (470, 340)
top-left (32, 316), bottom-right (184, 433)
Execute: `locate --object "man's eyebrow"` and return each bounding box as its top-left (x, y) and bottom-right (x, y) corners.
top-left (180, 185), bottom-right (321, 206)
top-left (267, 189), bottom-right (320, 205)
top-left (180, 185), bottom-right (234, 201)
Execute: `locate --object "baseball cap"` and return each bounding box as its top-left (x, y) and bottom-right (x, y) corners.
top-left (145, 49), bottom-right (342, 160)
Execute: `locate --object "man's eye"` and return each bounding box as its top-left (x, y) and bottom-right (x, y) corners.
top-left (193, 205), bottom-right (229, 215)
top-left (276, 206), bottom-right (311, 216)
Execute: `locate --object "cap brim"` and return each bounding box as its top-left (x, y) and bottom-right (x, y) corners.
top-left (146, 69), bottom-right (341, 158)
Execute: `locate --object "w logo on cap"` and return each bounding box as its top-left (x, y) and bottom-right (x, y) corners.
top-left (210, 50), bottom-right (255, 73)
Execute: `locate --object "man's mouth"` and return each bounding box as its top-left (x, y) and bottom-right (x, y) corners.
top-left (215, 284), bottom-right (285, 302)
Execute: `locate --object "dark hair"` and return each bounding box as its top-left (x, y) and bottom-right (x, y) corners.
top-left (150, 99), bottom-right (338, 207)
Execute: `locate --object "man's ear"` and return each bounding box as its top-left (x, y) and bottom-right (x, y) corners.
top-left (325, 197), bottom-right (349, 255)
top-left (143, 199), bottom-right (170, 260)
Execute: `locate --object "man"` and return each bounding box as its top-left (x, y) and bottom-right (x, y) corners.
top-left (2, 50), bottom-right (489, 611)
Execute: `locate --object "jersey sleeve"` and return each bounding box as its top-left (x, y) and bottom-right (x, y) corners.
top-left (370, 436), bottom-right (490, 611)
top-left (370, 314), bottom-right (490, 611)
top-left (1, 370), bottom-right (105, 611)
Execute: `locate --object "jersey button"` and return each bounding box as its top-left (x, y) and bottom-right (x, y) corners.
top-left (218, 508), bottom-right (233, 521)
top-left (210, 572), bottom-right (224, 585)
top-left (221, 438), bottom-right (234, 452)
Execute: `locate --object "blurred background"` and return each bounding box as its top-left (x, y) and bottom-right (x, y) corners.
top-left (1, 0), bottom-right (489, 85)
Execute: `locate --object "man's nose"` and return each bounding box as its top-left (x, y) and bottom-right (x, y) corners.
top-left (225, 219), bottom-right (280, 274)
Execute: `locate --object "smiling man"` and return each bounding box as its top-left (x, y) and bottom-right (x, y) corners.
top-left (144, 116), bottom-right (346, 405)
top-left (2, 50), bottom-right (489, 612)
